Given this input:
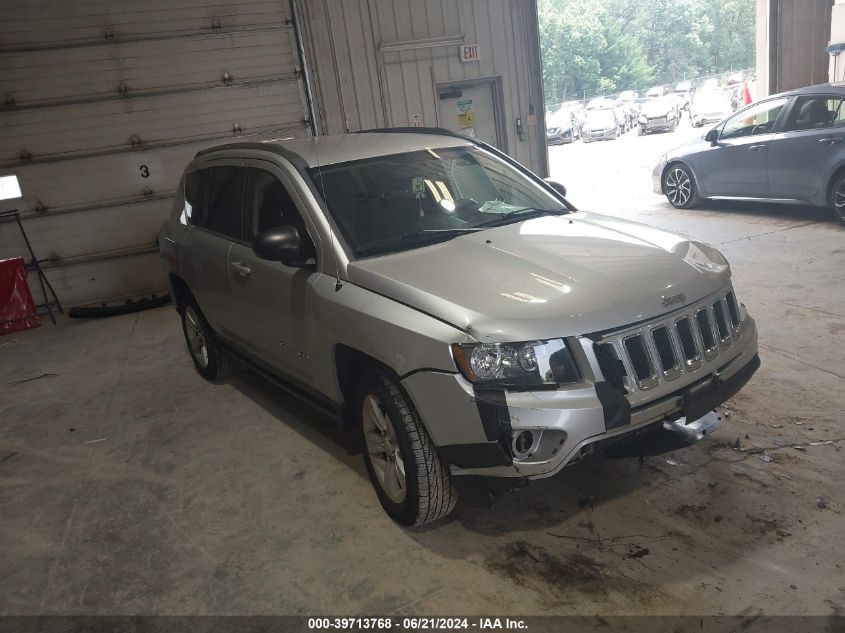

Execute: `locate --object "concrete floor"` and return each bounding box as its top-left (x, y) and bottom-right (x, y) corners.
top-left (2, 119), bottom-right (844, 616)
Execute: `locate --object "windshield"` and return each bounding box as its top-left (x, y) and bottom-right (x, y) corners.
top-left (585, 110), bottom-right (615, 127)
top-left (643, 98), bottom-right (672, 115)
top-left (309, 145), bottom-right (569, 257)
top-left (692, 91), bottom-right (730, 110)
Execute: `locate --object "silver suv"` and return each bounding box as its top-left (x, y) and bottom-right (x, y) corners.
top-left (159, 129), bottom-right (760, 526)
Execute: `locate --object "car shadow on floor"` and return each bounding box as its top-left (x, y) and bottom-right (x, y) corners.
top-left (227, 367), bottom-right (369, 481)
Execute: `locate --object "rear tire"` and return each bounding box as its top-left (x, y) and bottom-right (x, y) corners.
top-left (356, 367), bottom-right (457, 527)
top-left (829, 172), bottom-right (845, 225)
top-left (663, 163), bottom-right (700, 209)
top-left (180, 297), bottom-right (235, 381)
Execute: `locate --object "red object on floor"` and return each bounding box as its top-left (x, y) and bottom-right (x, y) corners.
top-left (0, 257), bottom-right (41, 334)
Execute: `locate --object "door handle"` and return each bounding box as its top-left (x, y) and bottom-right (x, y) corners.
top-left (748, 144), bottom-right (767, 151)
top-left (819, 137), bottom-right (843, 145)
top-left (230, 261), bottom-right (251, 276)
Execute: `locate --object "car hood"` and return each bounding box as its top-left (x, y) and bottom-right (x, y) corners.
top-left (346, 212), bottom-right (732, 342)
top-left (642, 102), bottom-right (672, 117)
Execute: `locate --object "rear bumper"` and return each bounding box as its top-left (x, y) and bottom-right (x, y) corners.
top-left (641, 120), bottom-right (675, 132)
top-left (546, 130), bottom-right (574, 144)
top-left (694, 113), bottom-right (726, 124)
top-left (403, 316), bottom-right (759, 479)
top-left (582, 129), bottom-right (616, 141)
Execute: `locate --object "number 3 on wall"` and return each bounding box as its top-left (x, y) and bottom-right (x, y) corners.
top-left (139, 165), bottom-right (150, 178)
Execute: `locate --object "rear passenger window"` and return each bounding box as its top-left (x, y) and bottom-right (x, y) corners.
top-left (180, 171), bottom-right (203, 225)
top-left (784, 96), bottom-right (843, 132)
top-left (204, 166), bottom-right (244, 239)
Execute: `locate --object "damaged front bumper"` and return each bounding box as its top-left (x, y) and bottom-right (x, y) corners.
top-left (402, 316), bottom-right (759, 480)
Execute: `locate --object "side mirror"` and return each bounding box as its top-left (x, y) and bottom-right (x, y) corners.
top-left (253, 225), bottom-right (305, 266)
top-left (544, 178), bottom-right (567, 198)
top-left (705, 128), bottom-right (720, 144)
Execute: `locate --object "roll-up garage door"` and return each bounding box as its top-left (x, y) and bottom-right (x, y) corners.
top-left (0, 0), bottom-right (312, 306)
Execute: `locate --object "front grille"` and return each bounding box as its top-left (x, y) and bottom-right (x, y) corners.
top-left (652, 326), bottom-right (679, 373)
top-left (712, 300), bottom-right (730, 342)
top-left (696, 309), bottom-right (716, 350)
top-left (676, 317), bottom-right (698, 363)
top-left (726, 291), bottom-right (740, 329)
top-left (624, 335), bottom-right (654, 381)
top-left (594, 342), bottom-right (626, 391)
top-left (591, 287), bottom-right (744, 392)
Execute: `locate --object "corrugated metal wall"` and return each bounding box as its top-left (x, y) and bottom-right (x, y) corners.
top-left (0, 0), bottom-right (311, 306)
top-left (0, 0), bottom-right (546, 306)
top-left (297, 0), bottom-right (548, 176)
top-left (756, 0), bottom-right (834, 96)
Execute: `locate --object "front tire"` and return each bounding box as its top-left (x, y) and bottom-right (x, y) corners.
top-left (663, 163), bottom-right (700, 209)
top-left (356, 367), bottom-right (457, 527)
top-left (830, 172), bottom-right (845, 225)
top-left (180, 297), bottom-right (235, 380)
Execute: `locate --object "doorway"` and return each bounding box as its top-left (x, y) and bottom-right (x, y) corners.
top-left (436, 80), bottom-right (503, 148)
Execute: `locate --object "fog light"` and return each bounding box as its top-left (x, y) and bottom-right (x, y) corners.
top-left (512, 430), bottom-right (535, 458)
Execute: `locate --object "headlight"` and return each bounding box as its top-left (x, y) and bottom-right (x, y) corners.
top-left (667, 111), bottom-right (676, 120)
top-left (451, 339), bottom-right (581, 388)
top-left (639, 115), bottom-right (647, 124)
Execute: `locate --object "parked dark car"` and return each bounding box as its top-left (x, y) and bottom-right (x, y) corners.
top-left (653, 83), bottom-right (845, 224)
top-left (545, 108), bottom-right (578, 144)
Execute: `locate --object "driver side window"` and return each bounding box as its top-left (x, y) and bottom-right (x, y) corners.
top-left (243, 168), bottom-right (316, 259)
top-left (720, 98), bottom-right (788, 140)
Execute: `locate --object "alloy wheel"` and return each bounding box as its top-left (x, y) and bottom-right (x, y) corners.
top-left (184, 306), bottom-right (209, 368)
top-left (665, 167), bottom-right (692, 207)
top-left (362, 394), bottom-right (406, 503)
top-left (835, 180), bottom-right (845, 223)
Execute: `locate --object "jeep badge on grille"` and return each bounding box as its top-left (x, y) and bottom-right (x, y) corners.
top-left (661, 292), bottom-right (686, 307)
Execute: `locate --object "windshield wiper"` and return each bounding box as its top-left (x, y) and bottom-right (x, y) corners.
top-left (400, 228), bottom-right (482, 238)
top-left (355, 228), bottom-right (480, 257)
top-left (474, 207), bottom-right (565, 228)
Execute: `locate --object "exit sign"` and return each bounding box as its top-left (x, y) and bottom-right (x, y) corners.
top-left (460, 44), bottom-right (480, 62)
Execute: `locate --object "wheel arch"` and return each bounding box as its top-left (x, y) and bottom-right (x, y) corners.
top-left (168, 273), bottom-right (192, 313)
top-left (662, 159), bottom-right (702, 191)
top-left (825, 161), bottom-right (845, 207)
top-left (334, 345), bottom-right (405, 429)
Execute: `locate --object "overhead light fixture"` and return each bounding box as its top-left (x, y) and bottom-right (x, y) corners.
top-left (0, 174), bottom-right (22, 200)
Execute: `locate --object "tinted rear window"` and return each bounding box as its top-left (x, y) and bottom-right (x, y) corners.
top-left (204, 166), bottom-right (244, 240)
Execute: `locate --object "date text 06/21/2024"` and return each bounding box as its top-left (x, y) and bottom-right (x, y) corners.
top-left (306, 617), bottom-right (528, 630)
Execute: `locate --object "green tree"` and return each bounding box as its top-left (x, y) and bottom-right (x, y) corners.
top-left (539, 0), bottom-right (756, 106)
top-left (699, 0), bottom-right (756, 74)
top-left (596, 12), bottom-right (654, 92)
top-left (539, 0), bottom-right (605, 103)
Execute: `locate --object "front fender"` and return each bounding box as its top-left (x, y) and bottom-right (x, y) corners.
top-left (308, 275), bottom-right (475, 401)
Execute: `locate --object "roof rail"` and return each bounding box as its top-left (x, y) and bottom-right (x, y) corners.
top-left (194, 142), bottom-right (280, 159)
top-left (355, 126), bottom-right (467, 138)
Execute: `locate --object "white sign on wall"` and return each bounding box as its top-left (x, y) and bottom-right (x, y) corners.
top-left (460, 44), bottom-right (480, 63)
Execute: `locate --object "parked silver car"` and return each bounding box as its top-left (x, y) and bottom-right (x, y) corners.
top-left (160, 129), bottom-right (760, 526)
top-left (582, 109), bottom-right (620, 142)
top-left (689, 89), bottom-right (733, 128)
top-left (639, 97), bottom-right (679, 135)
top-left (654, 83), bottom-right (845, 224)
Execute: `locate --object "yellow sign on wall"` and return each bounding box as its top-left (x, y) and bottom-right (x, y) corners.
top-left (457, 111), bottom-right (476, 128)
